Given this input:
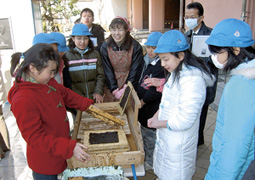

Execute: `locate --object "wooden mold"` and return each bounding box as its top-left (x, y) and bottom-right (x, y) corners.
top-left (83, 129), bottom-right (129, 153)
top-left (68, 82), bottom-right (144, 168)
top-left (76, 112), bottom-right (130, 142)
top-left (117, 81), bottom-right (133, 115)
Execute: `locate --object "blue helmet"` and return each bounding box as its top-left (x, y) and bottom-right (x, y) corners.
top-left (49, 32), bottom-right (69, 52)
top-left (144, 32), bottom-right (163, 47)
top-left (154, 30), bottom-right (190, 53)
top-left (32, 33), bottom-right (58, 46)
top-left (206, 18), bottom-right (254, 47)
top-left (70, 23), bottom-right (92, 36)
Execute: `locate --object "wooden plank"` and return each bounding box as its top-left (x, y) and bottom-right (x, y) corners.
top-left (68, 151), bottom-right (144, 168)
top-left (131, 87), bottom-right (141, 109)
top-left (126, 134), bottom-right (137, 151)
top-left (71, 110), bottom-right (82, 140)
top-left (118, 81), bottom-right (133, 115)
top-left (94, 102), bottom-right (119, 112)
top-left (114, 151), bottom-right (144, 165)
top-left (67, 159), bottom-right (73, 169)
top-left (126, 103), bottom-right (144, 153)
top-left (87, 105), bottom-right (125, 126)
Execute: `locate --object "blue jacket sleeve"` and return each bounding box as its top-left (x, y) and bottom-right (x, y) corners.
top-left (212, 78), bottom-right (255, 179)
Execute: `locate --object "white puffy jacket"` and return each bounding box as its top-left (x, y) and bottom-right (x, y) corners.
top-left (153, 64), bottom-right (214, 180)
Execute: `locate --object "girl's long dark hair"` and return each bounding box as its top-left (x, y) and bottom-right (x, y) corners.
top-left (10, 43), bottom-right (59, 83)
top-left (170, 49), bottom-right (212, 84)
top-left (106, 18), bottom-right (133, 51)
top-left (67, 36), bottom-right (95, 51)
top-left (208, 45), bottom-right (255, 72)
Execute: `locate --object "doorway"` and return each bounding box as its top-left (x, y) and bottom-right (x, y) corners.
top-left (165, 0), bottom-right (182, 29)
top-left (143, 0), bottom-right (149, 29)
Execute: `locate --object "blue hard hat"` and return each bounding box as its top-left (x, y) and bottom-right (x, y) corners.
top-left (49, 32), bottom-right (69, 52)
top-left (32, 33), bottom-right (58, 45)
top-left (206, 18), bottom-right (254, 47)
top-left (145, 32), bottom-right (163, 46)
top-left (70, 23), bottom-right (92, 36)
top-left (154, 30), bottom-right (190, 53)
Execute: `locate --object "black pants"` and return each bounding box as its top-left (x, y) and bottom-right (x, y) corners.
top-left (198, 104), bottom-right (209, 145)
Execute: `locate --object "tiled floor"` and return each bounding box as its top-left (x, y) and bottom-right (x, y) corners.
top-left (0, 78), bottom-right (224, 180)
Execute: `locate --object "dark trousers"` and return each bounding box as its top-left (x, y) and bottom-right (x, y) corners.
top-left (32, 171), bottom-right (58, 180)
top-left (141, 125), bottom-right (156, 169)
top-left (198, 104), bottom-right (209, 144)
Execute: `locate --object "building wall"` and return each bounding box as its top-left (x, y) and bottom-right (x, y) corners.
top-left (0, 0), bottom-right (129, 94)
top-left (149, 0), bottom-right (164, 31)
top-left (0, 0), bottom-right (36, 93)
top-left (131, 0), bottom-right (143, 30)
top-left (129, 0), bottom-right (255, 38)
top-left (246, 0), bottom-right (255, 38)
top-left (185, 0), bottom-right (242, 28)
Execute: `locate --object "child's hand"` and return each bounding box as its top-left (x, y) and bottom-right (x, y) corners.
top-left (148, 116), bottom-right (160, 128)
top-left (148, 117), bottom-right (167, 129)
top-left (93, 93), bottom-right (103, 103)
top-left (73, 143), bottom-right (90, 163)
top-left (140, 99), bottom-right (145, 108)
top-left (144, 78), bottom-right (162, 87)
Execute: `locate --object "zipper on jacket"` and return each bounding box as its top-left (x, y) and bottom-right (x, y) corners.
top-left (80, 53), bottom-right (90, 98)
top-left (84, 72), bottom-right (89, 98)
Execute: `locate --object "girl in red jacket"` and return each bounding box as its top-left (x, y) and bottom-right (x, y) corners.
top-left (8, 43), bottom-right (94, 180)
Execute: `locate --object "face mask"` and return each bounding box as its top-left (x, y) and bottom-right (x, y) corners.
top-left (185, 18), bottom-right (199, 30)
top-left (211, 54), bottom-right (225, 69)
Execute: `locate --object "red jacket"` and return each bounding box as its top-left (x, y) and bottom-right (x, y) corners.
top-left (8, 78), bottom-right (93, 175)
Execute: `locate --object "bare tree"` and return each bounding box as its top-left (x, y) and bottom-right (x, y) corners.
top-left (97, 0), bottom-right (104, 25)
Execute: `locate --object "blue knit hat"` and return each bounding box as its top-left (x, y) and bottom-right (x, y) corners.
top-left (154, 30), bottom-right (190, 53)
top-left (144, 32), bottom-right (163, 47)
top-left (206, 18), bottom-right (254, 47)
top-left (70, 23), bottom-right (92, 36)
top-left (49, 32), bottom-right (69, 52)
top-left (32, 33), bottom-right (58, 45)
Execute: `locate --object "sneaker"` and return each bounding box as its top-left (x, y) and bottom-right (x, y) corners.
top-left (144, 161), bottom-right (153, 170)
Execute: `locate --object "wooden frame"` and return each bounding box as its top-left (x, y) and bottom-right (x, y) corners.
top-left (68, 82), bottom-right (144, 168)
top-left (117, 81), bottom-right (133, 115)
